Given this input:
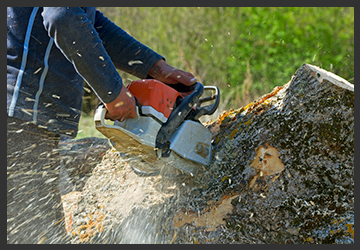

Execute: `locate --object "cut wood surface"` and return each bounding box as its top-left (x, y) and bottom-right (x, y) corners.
top-left (61, 64), bottom-right (354, 244)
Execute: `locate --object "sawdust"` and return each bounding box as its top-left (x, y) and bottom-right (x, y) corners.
top-left (64, 149), bottom-right (194, 243)
top-left (62, 191), bottom-right (81, 233)
top-left (105, 170), bottom-right (147, 218)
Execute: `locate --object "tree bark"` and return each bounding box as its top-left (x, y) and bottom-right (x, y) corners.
top-left (63, 64), bottom-right (354, 244)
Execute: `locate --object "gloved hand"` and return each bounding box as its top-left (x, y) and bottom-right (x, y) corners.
top-left (104, 84), bottom-right (137, 122)
top-left (148, 59), bottom-right (197, 87)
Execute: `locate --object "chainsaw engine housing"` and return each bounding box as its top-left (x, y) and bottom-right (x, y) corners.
top-left (95, 79), bottom-right (219, 177)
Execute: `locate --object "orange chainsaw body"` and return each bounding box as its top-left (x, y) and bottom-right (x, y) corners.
top-left (127, 79), bottom-right (182, 120)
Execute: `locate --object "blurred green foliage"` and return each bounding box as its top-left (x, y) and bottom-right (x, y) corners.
top-left (84, 7), bottom-right (353, 112)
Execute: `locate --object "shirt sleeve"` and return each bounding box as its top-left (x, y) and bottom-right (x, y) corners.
top-left (42, 7), bottom-right (163, 104)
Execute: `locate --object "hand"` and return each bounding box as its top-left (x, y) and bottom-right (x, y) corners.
top-left (148, 59), bottom-right (197, 86)
top-left (104, 85), bottom-right (137, 122)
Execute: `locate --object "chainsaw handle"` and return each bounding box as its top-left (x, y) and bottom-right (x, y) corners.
top-left (94, 103), bottom-right (119, 129)
top-left (193, 85), bottom-right (220, 119)
top-left (165, 82), bottom-right (196, 93)
top-left (94, 102), bottom-right (140, 128)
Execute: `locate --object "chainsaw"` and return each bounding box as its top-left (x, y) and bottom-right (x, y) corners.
top-left (94, 79), bottom-right (220, 177)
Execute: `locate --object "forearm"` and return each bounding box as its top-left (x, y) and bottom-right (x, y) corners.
top-left (42, 7), bottom-right (122, 104)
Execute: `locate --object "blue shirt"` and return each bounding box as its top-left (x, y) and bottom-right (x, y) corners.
top-left (7, 7), bottom-right (163, 137)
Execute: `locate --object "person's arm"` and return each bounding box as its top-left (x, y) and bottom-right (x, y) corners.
top-left (42, 7), bottom-right (195, 122)
top-left (42, 7), bottom-right (138, 121)
top-left (42, 7), bottom-right (123, 105)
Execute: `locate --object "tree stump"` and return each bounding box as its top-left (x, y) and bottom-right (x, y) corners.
top-left (63, 64), bottom-right (354, 244)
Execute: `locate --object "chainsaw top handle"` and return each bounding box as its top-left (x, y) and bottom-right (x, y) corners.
top-left (165, 82), bottom-right (196, 93)
top-left (166, 82), bottom-right (220, 120)
top-left (168, 83), bottom-right (220, 120)
top-left (191, 85), bottom-right (220, 120)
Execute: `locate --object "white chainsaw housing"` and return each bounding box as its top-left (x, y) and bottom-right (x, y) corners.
top-left (94, 105), bottom-right (212, 176)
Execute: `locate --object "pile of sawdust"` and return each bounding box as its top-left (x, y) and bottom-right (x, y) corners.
top-left (62, 149), bottom-right (193, 243)
top-left (61, 147), bottom-right (241, 243)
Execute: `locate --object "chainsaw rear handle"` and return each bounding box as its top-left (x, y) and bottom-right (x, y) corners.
top-left (95, 101), bottom-right (141, 127)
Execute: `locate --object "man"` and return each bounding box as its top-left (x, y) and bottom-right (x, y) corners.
top-left (7, 7), bottom-right (196, 243)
